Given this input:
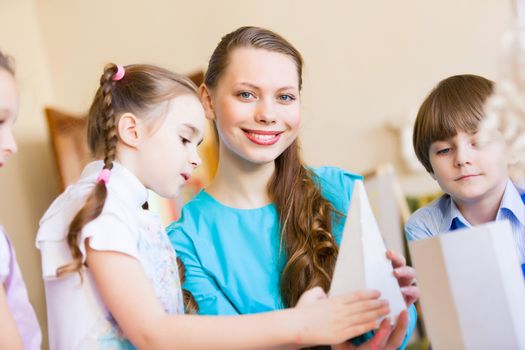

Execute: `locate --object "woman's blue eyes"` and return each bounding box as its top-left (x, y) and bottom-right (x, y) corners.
top-left (238, 92), bottom-right (254, 99)
top-left (237, 92), bottom-right (296, 102)
top-left (278, 94), bottom-right (295, 102)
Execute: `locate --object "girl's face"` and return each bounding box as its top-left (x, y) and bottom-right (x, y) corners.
top-left (137, 94), bottom-right (205, 198)
top-left (205, 47), bottom-right (301, 165)
top-left (0, 69), bottom-right (18, 168)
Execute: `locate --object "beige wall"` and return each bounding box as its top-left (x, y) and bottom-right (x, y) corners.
top-left (33, 0), bottom-right (512, 190)
top-left (0, 1), bottom-right (58, 348)
top-left (0, 0), bottom-right (513, 348)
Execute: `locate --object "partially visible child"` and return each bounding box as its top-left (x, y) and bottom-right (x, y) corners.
top-left (36, 63), bottom-right (390, 349)
top-left (0, 50), bottom-right (42, 350)
top-left (406, 74), bottom-right (525, 275)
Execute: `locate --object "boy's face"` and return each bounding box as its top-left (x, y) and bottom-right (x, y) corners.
top-left (428, 130), bottom-right (509, 205)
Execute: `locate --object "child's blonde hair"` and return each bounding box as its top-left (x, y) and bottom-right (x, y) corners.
top-left (58, 63), bottom-right (199, 312)
top-left (413, 74), bottom-right (494, 173)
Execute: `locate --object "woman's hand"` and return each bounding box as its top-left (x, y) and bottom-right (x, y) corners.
top-left (294, 287), bottom-right (390, 347)
top-left (386, 250), bottom-right (419, 307)
top-left (331, 310), bottom-right (408, 350)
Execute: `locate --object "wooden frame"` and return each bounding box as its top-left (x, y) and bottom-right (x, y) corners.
top-left (45, 108), bottom-right (90, 191)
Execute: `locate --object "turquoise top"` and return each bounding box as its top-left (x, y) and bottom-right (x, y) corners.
top-left (168, 166), bottom-right (416, 347)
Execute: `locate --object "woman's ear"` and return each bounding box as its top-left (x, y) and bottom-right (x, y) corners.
top-left (117, 112), bottom-right (141, 148)
top-left (199, 84), bottom-right (215, 121)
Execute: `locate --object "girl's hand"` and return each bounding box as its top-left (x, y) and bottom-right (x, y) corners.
top-left (331, 310), bottom-right (409, 350)
top-left (386, 250), bottom-right (419, 307)
top-left (294, 287), bottom-right (390, 347)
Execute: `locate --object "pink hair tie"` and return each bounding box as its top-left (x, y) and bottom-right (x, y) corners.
top-left (112, 65), bottom-right (125, 81)
top-left (97, 168), bottom-right (111, 184)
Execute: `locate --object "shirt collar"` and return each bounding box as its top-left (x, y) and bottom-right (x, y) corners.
top-left (440, 179), bottom-right (525, 231)
top-left (80, 160), bottom-right (148, 208)
top-left (440, 195), bottom-right (470, 232)
top-left (497, 179), bottom-right (525, 226)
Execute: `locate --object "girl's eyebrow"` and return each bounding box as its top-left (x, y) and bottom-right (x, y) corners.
top-left (182, 123), bottom-right (203, 139)
top-left (182, 123), bottom-right (198, 134)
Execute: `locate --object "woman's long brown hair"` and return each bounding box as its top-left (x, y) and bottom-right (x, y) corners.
top-left (205, 26), bottom-right (340, 309)
top-left (57, 63), bottom-right (199, 313)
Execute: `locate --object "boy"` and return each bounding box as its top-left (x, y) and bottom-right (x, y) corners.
top-left (406, 74), bottom-right (525, 276)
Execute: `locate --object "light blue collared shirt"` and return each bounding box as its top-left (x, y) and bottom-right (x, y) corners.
top-left (406, 180), bottom-right (525, 267)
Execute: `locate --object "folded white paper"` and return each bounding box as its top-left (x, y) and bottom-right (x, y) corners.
top-left (409, 220), bottom-right (525, 350)
top-left (330, 180), bottom-right (406, 324)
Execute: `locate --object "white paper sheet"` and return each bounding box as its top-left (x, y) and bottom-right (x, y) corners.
top-left (409, 220), bottom-right (525, 350)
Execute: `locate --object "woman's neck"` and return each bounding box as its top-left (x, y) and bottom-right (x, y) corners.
top-left (454, 180), bottom-right (508, 226)
top-left (206, 145), bottom-right (275, 209)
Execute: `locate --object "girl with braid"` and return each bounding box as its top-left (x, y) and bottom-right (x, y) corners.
top-left (0, 50), bottom-right (42, 350)
top-left (168, 26), bottom-right (419, 349)
top-left (36, 63), bottom-right (392, 349)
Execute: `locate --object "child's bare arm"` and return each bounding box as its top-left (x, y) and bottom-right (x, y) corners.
top-left (0, 287), bottom-right (23, 350)
top-left (87, 244), bottom-right (389, 350)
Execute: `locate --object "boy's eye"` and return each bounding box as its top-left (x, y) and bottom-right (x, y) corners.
top-left (436, 148), bottom-right (450, 155)
top-left (180, 137), bottom-right (190, 145)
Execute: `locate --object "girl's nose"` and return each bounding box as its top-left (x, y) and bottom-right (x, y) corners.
top-left (2, 129), bottom-right (18, 156)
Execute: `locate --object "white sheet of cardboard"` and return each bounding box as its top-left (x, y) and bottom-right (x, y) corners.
top-left (364, 167), bottom-right (405, 256)
top-left (329, 180), bottom-right (406, 324)
top-left (409, 220), bottom-right (525, 350)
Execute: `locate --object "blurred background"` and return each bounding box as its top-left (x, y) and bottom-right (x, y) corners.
top-left (0, 0), bottom-right (513, 348)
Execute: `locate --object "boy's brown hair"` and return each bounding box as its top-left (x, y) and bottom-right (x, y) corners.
top-left (413, 74), bottom-right (494, 173)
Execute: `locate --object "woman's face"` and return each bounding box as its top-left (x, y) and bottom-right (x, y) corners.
top-left (206, 47), bottom-right (301, 165)
top-left (0, 69), bottom-right (18, 168)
